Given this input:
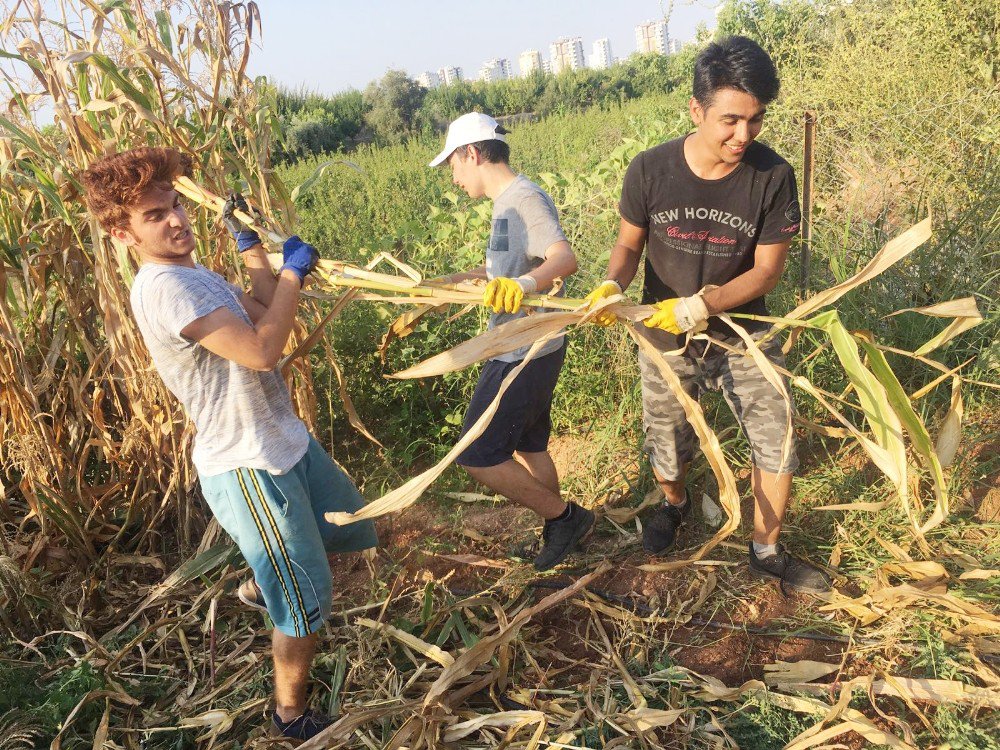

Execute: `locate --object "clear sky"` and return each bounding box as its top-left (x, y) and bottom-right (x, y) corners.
top-left (247, 0), bottom-right (720, 95)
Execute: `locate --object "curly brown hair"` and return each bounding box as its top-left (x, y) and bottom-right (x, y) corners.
top-left (81, 147), bottom-right (193, 232)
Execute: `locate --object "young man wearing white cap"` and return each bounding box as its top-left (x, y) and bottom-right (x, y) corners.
top-left (429, 112), bottom-right (593, 570)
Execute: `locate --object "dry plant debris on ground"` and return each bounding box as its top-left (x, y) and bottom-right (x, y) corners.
top-left (1, 1), bottom-right (998, 748)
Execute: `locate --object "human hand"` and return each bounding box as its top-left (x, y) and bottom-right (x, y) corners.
top-left (280, 235), bottom-right (319, 286)
top-left (222, 193), bottom-right (261, 252)
top-left (583, 280), bottom-right (623, 326)
top-left (643, 295), bottom-right (709, 334)
top-left (483, 276), bottom-right (536, 314)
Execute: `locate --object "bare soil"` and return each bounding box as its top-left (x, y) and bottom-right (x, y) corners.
top-left (356, 497), bottom-right (853, 690)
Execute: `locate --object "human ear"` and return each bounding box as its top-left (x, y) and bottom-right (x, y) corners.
top-left (110, 225), bottom-right (136, 246)
top-left (689, 97), bottom-right (703, 125)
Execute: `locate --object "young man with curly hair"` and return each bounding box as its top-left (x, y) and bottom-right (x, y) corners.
top-left (586, 37), bottom-right (831, 594)
top-left (82, 147), bottom-right (377, 741)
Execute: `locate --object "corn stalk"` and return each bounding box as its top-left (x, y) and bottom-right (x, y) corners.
top-left (0, 0), bottom-right (314, 557)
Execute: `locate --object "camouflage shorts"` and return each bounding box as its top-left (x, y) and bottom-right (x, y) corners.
top-left (638, 336), bottom-right (798, 479)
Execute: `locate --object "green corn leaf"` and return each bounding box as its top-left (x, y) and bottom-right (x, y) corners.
top-left (154, 10), bottom-right (173, 52)
top-left (819, 312), bottom-right (908, 495)
top-left (859, 339), bottom-right (949, 532)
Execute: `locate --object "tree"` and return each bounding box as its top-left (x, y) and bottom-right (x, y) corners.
top-left (363, 70), bottom-right (426, 144)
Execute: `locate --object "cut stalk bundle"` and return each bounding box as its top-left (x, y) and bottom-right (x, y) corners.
top-left (167, 181), bottom-right (982, 565)
top-left (175, 180), bottom-right (982, 560)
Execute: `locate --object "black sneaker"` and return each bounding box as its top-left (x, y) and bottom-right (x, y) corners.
top-left (748, 542), bottom-right (832, 595)
top-left (270, 708), bottom-right (335, 742)
top-left (642, 493), bottom-right (691, 555)
top-left (533, 503), bottom-right (595, 571)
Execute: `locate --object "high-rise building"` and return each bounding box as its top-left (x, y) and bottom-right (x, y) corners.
top-left (437, 66), bottom-right (464, 85)
top-left (541, 59), bottom-right (553, 75)
top-left (590, 38), bottom-right (614, 70)
top-left (416, 71), bottom-right (440, 89)
top-left (479, 57), bottom-right (512, 83)
top-left (667, 38), bottom-right (682, 55)
top-left (635, 19), bottom-right (668, 55)
top-left (549, 36), bottom-right (585, 74)
top-left (519, 49), bottom-right (542, 76)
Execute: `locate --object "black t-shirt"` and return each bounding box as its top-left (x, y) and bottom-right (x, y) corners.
top-left (619, 134), bottom-right (801, 350)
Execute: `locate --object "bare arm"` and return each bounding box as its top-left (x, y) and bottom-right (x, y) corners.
top-left (701, 241), bottom-right (790, 314)
top-left (240, 242), bottom-right (279, 308)
top-left (604, 218), bottom-right (648, 291)
top-left (524, 240), bottom-right (577, 291)
top-left (180, 269), bottom-right (303, 371)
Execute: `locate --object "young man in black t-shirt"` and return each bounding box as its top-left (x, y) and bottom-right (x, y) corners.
top-left (586, 36), bottom-right (830, 594)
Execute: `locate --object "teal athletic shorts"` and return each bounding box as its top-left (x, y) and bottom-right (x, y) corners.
top-left (199, 437), bottom-right (378, 637)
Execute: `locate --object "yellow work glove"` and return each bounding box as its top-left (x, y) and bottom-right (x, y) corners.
top-left (583, 280), bottom-right (623, 326)
top-left (483, 275), bottom-right (536, 314)
top-left (643, 294), bottom-right (710, 334)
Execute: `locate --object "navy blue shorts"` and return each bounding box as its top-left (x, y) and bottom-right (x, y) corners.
top-left (456, 344), bottom-right (567, 468)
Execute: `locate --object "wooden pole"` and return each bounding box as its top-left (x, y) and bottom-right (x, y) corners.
top-left (800, 111), bottom-right (817, 296)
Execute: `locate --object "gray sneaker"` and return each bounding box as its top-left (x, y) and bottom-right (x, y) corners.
top-left (748, 542), bottom-right (832, 594)
top-left (532, 503), bottom-right (595, 571)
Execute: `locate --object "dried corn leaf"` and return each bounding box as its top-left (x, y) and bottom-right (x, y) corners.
top-left (958, 569), bottom-right (1000, 581)
top-left (379, 302), bottom-right (449, 361)
top-left (619, 707), bottom-right (686, 732)
top-left (390, 311), bottom-right (578, 379)
top-left (787, 675), bottom-right (1000, 708)
top-left (719, 313), bottom-right (795, 471)
top-left (881, 561), bottom-right (948, 581)
top-left (785, 717), bottom-right (915, 750)
top-left (887, 297), bottom-right (983, 356)
top-left (177, 709), bottom-right (233, 733)
top-left (935, 376), bottom-right (963, 468)
top-left (356, 617), bottom-right (455, 667)
top-left (443, 710), bottom-right (546, 741)
top-left (327, 334), bottom-right (565, 526)
top-left (784, 217), bottom-right (932, 321)
top-left (763, 660), bottom-right (840, 686)
top-left (630, 328), bottom-right (741, 570)
top-left (422, 562), bottom-right (609, 709)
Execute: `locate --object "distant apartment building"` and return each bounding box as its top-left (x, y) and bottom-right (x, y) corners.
top-left (541, 59), bottom-right (553, 75)
top-left (635, 19), bottom-right (668, 55)
top-left (667, 38), bottom-right (682, 55)
top-left (549, 36), bottom-right (585, 74)
top-left (590, 38), bottom-right (614, 70)
top-left (437, 66), bottom-right (464, 85)
top-left (479, 57), bottom-right (513, 83)
top-left (519, 49), bottom-right (542, 76)
top-left (416, 71), bottom-right (440, 88)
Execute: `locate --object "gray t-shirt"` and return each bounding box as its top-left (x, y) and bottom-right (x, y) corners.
top-left (130, 263), bottom-right (309, 477)
top-left (486, 175), bottom-right (569, 363)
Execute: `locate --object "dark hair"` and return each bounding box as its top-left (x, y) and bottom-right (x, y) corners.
top-left (692, 36), bottom-right (780, 107)
top-left (81, 147), bottom-right (193, 232)
top-left (454, 125), bottom-right (510, 164)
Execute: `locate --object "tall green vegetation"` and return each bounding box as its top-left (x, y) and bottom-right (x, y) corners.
top-left (278, 0), bottom-right (997, 469)
top-left (265, 51), bottom-right (699, 158)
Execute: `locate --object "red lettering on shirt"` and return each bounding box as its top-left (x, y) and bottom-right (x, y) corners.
top-left (666, 225), bottom-right (737, 246)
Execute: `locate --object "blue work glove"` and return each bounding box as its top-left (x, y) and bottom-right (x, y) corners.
top-left (222, 193), bottom-right (261, 252)
top-left (280, 235), bottom-right (319, 286)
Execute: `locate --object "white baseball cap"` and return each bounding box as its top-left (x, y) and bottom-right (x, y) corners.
top-left (429, 112), bottom-right (507, 167)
